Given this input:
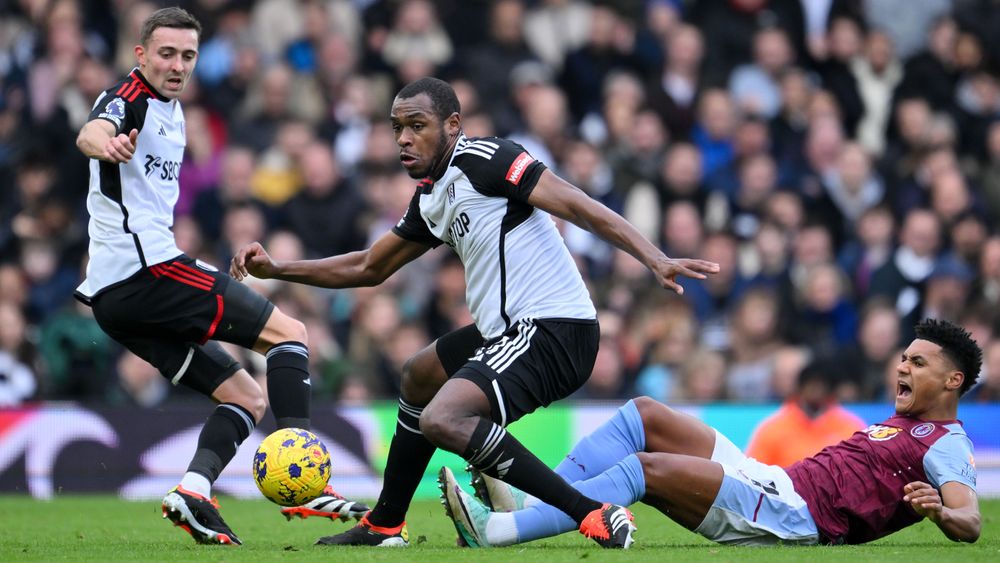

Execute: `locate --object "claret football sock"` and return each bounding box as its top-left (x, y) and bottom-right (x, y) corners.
top-left (367, 399), bottom-right (436, 528)
top-left (185, 403), bottom-right (256, 491)
top-left (265, 341), bottom-right (311, 429)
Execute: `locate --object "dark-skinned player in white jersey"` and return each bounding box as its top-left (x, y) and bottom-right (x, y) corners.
top-left (231, 77), bottom-right (719, 548)
top-left (75, 7), bottom-right (366, 546)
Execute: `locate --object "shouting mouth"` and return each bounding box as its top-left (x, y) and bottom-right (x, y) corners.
top-left (897, 380), bottom-right (912, 400)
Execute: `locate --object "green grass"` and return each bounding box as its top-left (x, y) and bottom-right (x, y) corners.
top-left (1, 496), bottom-right (997, 561)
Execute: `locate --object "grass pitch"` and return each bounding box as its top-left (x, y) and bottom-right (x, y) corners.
top-left (1, 496), bottom-right (997, 561)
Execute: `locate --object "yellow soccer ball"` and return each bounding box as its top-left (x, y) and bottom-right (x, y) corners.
top-left (252, 428), bottom-right (331, 506)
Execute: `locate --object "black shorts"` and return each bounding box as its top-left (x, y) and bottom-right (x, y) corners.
top-left (438, 318), bottom-right (599, 426)
top-left (91, 255), bottom-right (274, 395)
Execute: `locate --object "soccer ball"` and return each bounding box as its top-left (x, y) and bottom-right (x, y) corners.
top-left (252, 428), bottom-right (331, 506)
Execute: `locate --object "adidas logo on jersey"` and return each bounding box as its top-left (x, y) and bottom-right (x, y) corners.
top-left (456, 139), bottom-right (499, 160)
top-left (158, 125), bottom-right (167, 136)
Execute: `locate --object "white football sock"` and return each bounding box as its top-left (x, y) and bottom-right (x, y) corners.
top-left (179, 472), bottom-right (212, 498)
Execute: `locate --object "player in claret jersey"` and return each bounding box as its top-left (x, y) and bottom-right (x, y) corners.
top-left (441, 318), bottom-right (981, 547)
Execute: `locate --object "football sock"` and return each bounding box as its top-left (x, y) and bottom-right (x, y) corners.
top-left (554, 398), bottom-right (645, 483)
top-left (265, 342), bottom-right (311, 430)
top-left (179, 472), bottom-right (211, 499)
top-left (507, 454), bottom-right (646, 545)
top-left (185, 403), bottom-right (256, 490)
top-left (367, 399), bottom-right (435, 527)
top-left (463, 417), bottom-right (601, 524)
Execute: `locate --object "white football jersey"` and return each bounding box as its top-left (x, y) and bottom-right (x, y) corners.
top-left (76, 69), bottom-right (185, 302)
top-left (393, 134), bottom-right (596, 339)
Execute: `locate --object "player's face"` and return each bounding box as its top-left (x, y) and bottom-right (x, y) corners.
top-left (135, 27), bottom-right (199, 99)
top-left (894, 339), bottom-right (961, 416)
top-left (390, 93), bottom-right (459, 179)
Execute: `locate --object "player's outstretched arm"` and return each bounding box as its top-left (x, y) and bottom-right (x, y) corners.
top-left (230, 231), bottom-right (430, 289)
top-left (76, 119), bottom-right (138, 163)
top-left (903, 481), bottom-right (980, 543)
top-left (527, 169), bottom-right (720, 294)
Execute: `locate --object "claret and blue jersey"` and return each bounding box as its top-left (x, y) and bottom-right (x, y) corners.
top-left (787, 414), bottom-right (976, 544)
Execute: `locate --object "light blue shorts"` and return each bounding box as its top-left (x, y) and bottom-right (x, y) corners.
top-left (693, 431), bottom-right (820, 546)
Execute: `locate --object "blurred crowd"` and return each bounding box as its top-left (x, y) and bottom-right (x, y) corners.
top-left (2, 0), bottom-right (1000, 408)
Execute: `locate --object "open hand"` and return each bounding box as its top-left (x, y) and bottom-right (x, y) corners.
top-left (653, 258), bottom-right (720, 295)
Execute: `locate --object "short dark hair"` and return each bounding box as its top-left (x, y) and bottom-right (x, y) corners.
top-left (139, 7), bottom-right (201, 46)
top-left (396, 77), bottom-right (461, 121)
top-left (914, 318), bottom-right (982, 395)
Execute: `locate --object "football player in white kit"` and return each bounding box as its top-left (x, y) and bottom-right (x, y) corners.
top-left (232, 77), bottom-right (719, 548)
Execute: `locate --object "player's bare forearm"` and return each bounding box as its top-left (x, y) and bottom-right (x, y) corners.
top-left (904, 481), bottom-right (980, 543)
top-left (76, 120), bottom-right (115, 160)
top-left (231, 232), bottom-right (428, 289)
top-left (528, 170), bottom-right (719, 293)
top-left (529, 172), bottom-right (660, 264)
top-left (77, 120), bottom-right (138, 163)
top-left (271, 252), bottom-right (381, 288)
top-left (935, 505), bottom-right (981, 542)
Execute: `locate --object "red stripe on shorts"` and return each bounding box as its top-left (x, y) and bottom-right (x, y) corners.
top-left (200, 294), bottom-right (225, 344)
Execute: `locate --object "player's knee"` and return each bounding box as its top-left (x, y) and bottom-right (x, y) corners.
top-left (400, 355), bottom-right (445, 405)
top-left (418, 405), bottom-right (459, 449)
top-left (637, 451), bottom-right (679, 495)
top-left (632, 396), bottom-right (659, 419)
top-left (634, 395), bottom-right (678, 432)
top-left (235, 387), bottom-right (267, 423)
top-left (281, 315), bottom-right (308, 346)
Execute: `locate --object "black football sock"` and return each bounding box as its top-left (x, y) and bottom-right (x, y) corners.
top-left (463, 417), bottom-right (601, 524)
top-left (186, 403), bottom-right (256, 482)
top-left (366, 399), bottom-right (436, 528)
top-left (266, 341), bottom-right (311, 429)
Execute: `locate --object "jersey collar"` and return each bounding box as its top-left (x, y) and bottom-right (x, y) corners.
top-left (428, 132), bottom-right (466, 183)
top-left (130, 68), bottom-right (171, 102)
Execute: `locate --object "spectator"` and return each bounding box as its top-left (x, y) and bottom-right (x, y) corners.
top-left (522, 0), bottom-right (591, 70)
top-left (838, 205), bottom-right (895, 297)
top-left (729, 26), bottom-right (796, 119)
top-left (819, 142), bottom-right (885, 242)
top-left (725, 288), bottom-right (783, 402)
top-left (381, 0), bottom-right (453, 73)
top-left (745, 359), bottom-right (866, 468)
top-left (461, 0), bottom-right (535, 136)
top-left (852, 29), bottom-right (903, 156)
top-left (192, 146), bottom-right (273, 244)
top-left (646, 23), bottom-right (704, 139)
top-left (970, 338), bottom-right (1000, 402)
top-left (895, 15), bottom-right (958, 110)
top-left (843, 299), bottom-right (903, 400)
top-left (279, 141), bottom-right (368, 259)
top-left (787, 262), bottom-right (859, 356)
top-left (559, 4), bottom-right (643, 122)
top-left (870, 208), bottom-right (942, 340)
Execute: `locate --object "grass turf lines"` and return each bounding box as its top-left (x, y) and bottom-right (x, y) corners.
top-left (1, 496), bottom-right (997, 561)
